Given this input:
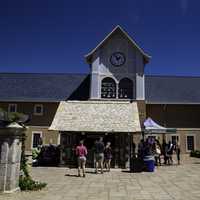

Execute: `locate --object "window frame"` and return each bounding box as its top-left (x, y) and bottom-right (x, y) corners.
top-left (185, 134), bottom-right (196, 152)
top-left (34, 104), bottom-right (44, 116)
top-left (118, 78), bottom-right (134, 99)
top-left (8, 103), bottom-right (17, 113)
top-left (101, 77), bottom-right (117, 99)
top-left (169, 134), bottom-right (180, 145)
top-left (32, 131), bottom-right (43, 149)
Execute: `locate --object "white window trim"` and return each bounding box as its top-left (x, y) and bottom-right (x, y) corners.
top-left (169, 134), bottom-right (180, 143)
top-left (8, 104), bottom-right (17, 113)
top-left (31, 131), bottom-right (43, 149)
top-left (185, 134), bottom-right (196, 153)
top-left (34, 104), bottom-right (43, 116)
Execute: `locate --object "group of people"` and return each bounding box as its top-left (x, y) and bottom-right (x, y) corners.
top-left (75, 136), bottom-right (181, 177)
top-left (75, 137), bottom-right (112, 177)
top-left (138, 137), bottom-right (181, 166)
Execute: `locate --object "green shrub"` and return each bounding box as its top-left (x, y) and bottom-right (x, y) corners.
top-left (20, 132), bottom-right (47, 191)
top-left (190, 150), bottom-right (200, 158)
top-left (19, 176), bottom-right (47, 191)
top-left (32, 148), bottom-right (40, 160)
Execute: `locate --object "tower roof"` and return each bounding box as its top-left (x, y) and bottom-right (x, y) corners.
top-left (85, 25), bottom-right (151, 64)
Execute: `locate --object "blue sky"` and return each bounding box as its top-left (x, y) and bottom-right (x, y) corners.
top-left (0, 0), bottom-right (200, 76)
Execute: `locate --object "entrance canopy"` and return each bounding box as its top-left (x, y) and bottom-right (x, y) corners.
top-left (144, 117), bottom-right (176, 134)
top-left (49, 100), bottom-right (141, 133)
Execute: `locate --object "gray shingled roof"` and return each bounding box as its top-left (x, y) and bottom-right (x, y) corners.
top-left (145, 75), bottom-right (200, 104)
top-left (0, 73), bottom-right (200, 104)
top-left (0, 73), bottom-right (88, 102)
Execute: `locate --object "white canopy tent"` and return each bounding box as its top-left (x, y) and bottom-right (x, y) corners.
top-left (144, 118), bottom-right (176, 134)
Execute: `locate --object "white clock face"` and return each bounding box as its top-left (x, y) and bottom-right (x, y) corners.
top-left (110, 52), bottom-right (126, 66)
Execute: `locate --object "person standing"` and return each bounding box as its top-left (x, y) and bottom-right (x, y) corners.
top-left (76, 140), bottom-right (87, 177)
top-left (154, 140), bottom-right (161, 166)
top-left (167, 141), bottom-right (174, 165)
top-left (162, 140), bottom-right (168, 165)
top-left (104, 142), bottom-right (112, 172)
top-left (176, 142), bottom-right (181, 165)
top-left (94, 137), bottom-right (105, 174)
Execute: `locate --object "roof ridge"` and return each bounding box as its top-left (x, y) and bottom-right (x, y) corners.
top-left (0, 72), bottom-right (88, 76)
top-left (146, 74), bottom-right (200, 79)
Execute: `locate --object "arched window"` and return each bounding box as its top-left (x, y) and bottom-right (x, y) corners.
top-left (101, 77), bottom-right (116, 98)
top-left (118, 78), bottom-right (133, 99)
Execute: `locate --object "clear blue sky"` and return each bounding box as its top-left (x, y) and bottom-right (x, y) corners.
top-left (0, 0), bottom-right (200, 76)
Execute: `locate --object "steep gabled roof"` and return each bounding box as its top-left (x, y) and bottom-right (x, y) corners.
top-left (85, 25), bottom-right (151, 64)
top-left (145, 75), bottom-right (200, 104)
top-left (0, 73), bottom-right (89, 102)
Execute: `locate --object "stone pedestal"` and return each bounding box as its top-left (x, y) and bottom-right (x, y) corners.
top-left (0, 122), bottom-right (25, 193)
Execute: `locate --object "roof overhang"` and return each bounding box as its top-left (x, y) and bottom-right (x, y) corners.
top-left (146, 101), bottom-right (200, 105)
top-left (85, 25), bottom-right (151, 64)
top-left (49, 100), bottom-right (141, 133)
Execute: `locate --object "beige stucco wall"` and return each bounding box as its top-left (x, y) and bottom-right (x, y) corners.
top-left (148, 129), bottom-right (200, 154)
top-left (25, 126), bottom-right (60, 153)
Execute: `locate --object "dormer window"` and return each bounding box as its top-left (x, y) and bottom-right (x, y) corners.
top-left (101, 77), bottom-right (116, 99)
top-left (34, 104), bottom-right (43, 116)
top-left (8, 104), bottom-right (17, 113)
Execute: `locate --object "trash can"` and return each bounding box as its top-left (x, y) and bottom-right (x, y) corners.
top-left (130, 157), bottom-right (144, 172)
top-left (143, 156), bottom-right (155, 172)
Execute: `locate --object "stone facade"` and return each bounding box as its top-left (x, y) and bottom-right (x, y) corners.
top-left (50, 101), bottom-right (141, 133)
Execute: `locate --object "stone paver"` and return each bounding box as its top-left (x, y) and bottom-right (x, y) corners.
top-left (1, 155), bottom-right (200, 200)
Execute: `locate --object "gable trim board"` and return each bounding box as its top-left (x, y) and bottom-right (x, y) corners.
top-left (85, 25), bottom-right (151, 64)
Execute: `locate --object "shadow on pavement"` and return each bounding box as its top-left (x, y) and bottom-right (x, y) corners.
top-left (65, 174), bottom-right (79, 177)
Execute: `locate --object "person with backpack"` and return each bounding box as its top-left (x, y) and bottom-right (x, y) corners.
top-left (76, 140), bottom-right (87, 177)
top-left (94, 137), bottom-right (105, 174)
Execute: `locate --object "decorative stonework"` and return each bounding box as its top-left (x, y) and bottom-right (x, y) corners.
top-left (49, 100), bottom-right (141, 133)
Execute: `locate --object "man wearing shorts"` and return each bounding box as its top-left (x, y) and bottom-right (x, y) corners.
top-left (76, 140), bottom-right (87, 177)
top-left (94, 137), bottom-right (105, 174)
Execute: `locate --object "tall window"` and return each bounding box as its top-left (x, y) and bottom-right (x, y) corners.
top-left (32, 132), bottom-right (42, 148)
top-left (101, 77), bottom-right (116, 98)
top-left (118, 78), bottom-right (133, 99)
top-left (8, 104), bottom-right (17, 113)
top-left (186, 135), bottom-right (195, 151)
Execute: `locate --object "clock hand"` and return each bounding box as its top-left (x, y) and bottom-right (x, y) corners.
top-left (116, 55), bottom-right (120, 60)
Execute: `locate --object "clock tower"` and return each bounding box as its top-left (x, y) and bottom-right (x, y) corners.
top-left (85, 25), bottom-right (150, 100)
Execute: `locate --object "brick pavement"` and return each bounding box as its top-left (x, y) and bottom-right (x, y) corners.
top-left (1, 155), bottom-right (200, 200)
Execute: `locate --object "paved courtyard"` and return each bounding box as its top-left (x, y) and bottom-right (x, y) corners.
top-left (1, 155), bottom-right (200, 200)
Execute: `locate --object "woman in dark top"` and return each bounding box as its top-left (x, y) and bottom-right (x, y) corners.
top-left (104, 142), bottom-right (112, 172)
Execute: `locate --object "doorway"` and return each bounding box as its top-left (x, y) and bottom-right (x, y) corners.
top-left (78, 133), bottom-right (115, 167)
